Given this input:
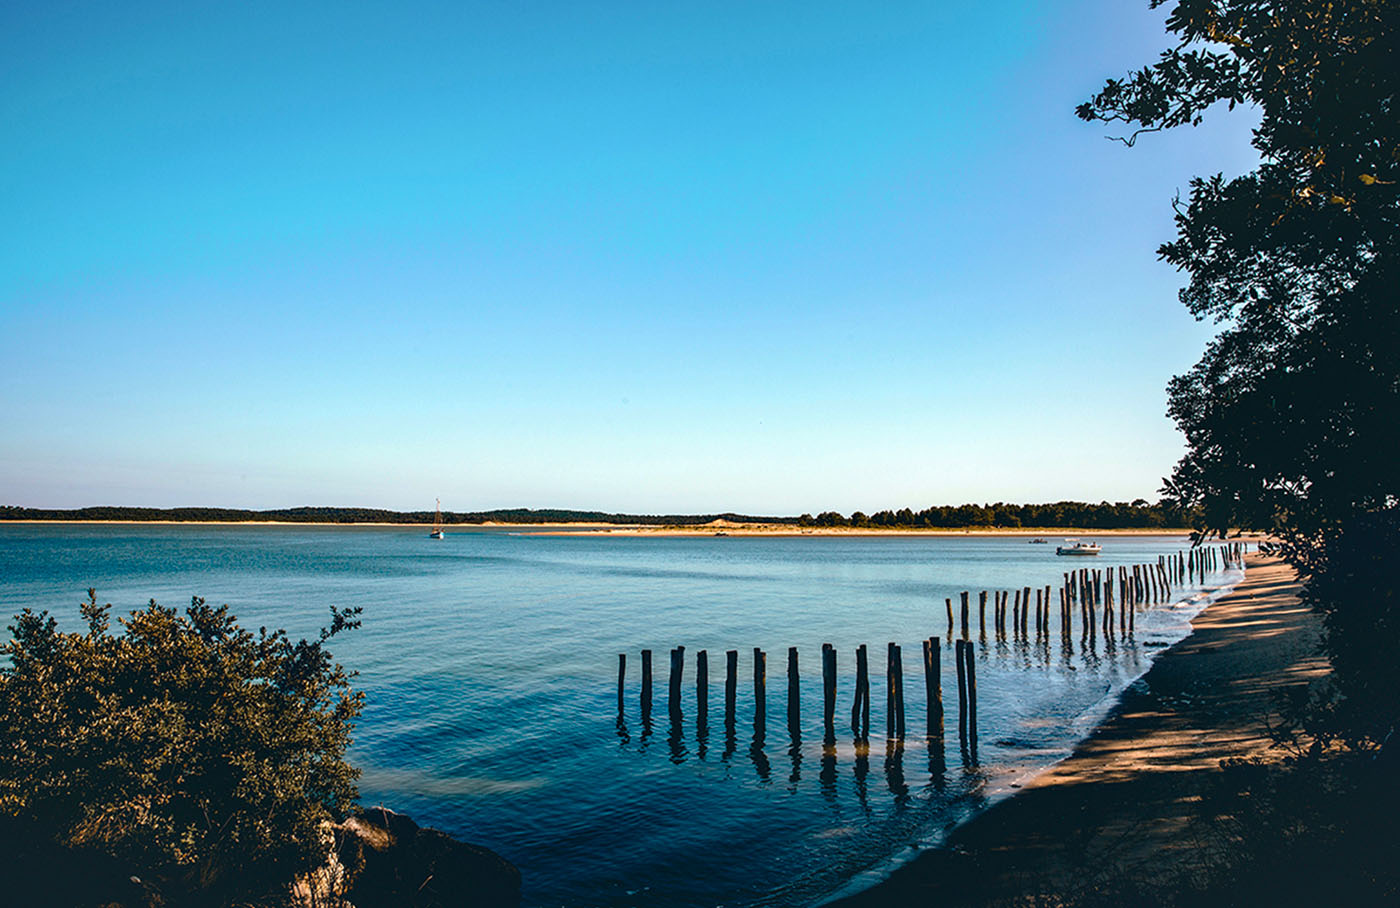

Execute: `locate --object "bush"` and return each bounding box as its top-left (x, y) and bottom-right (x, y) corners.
top-left (0, 590), bottom-right (363, 906)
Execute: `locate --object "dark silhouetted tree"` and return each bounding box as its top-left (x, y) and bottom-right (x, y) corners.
top-left (1081, 0), bottom-right (1400, 731)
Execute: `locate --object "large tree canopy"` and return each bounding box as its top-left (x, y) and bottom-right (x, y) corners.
top-left (1080, 1), bottom-right (1399, 728)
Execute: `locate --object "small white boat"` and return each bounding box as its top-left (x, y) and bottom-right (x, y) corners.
top-left (429, 499), bottom-right (445, 539)
top-left (1055, 539), bottom-right (1101, 556)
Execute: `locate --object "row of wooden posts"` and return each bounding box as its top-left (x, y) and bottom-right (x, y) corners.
top-left (617, 543), bottom-right (1249, 751)
top-left (622, 636), bottom-right (981, 747)
top-left (945, 543), bottom-right (1249, 644)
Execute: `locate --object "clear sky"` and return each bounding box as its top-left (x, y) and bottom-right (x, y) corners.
top-left (1, 1), bottom-right (1260, 515)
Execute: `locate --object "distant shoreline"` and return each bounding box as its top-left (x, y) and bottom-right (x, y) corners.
top-left (520, 524), bottom-right (1207, 537)
top-left (0, 519), bottom-right (1235, 538)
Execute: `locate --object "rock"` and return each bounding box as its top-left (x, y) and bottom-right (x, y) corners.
top-left (333, 807), bottom-right (521, 908)
top-left (0, 815), bottom-right (160, 908)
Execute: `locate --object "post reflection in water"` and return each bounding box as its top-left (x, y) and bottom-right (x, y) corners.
top-left (668, 707), bottom-right (688, 765)
top-left (787, 729), bottom-right (803, 786)
top-left (852, 735), bottom-right (870, 809)
top-left (926, 732), bottom-right (946, 789)
top-left (750, 725), bottom-right (772, 782)
top-left (696, 708), bottom-right (709, 761)
top-left (819, 731), bottom-right (838, 798)
top-left (883, 735), bottom-right (908, 802)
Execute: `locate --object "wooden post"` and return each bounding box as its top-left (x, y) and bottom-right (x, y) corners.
top-left (894, 644), bottom-right (906, 738)
top-left (669, 646), bottom-right (685, 715)
top-left (978, 591), bottom-right (987, 638)
top-left (786, 646), bottom-right (800, 732)
top-left (954, 639), bottom-right (968, 737)
top-left (724, 649), bottom-right (737, 725)
top-left (886, 642), bottom-right (898, 737)
top-left (617, 653), bottom-right (626, 713)
top-left (924, 637), bottom-right (943, 732)
top-left (853, 643), bottom-right (870, 738)
top-left (960, 591), bottom-right (970, 640)
top-left (696, 649), bottom-right (708, 727)
top-left (945, 597), bottom-right (954, 637)
top-left (641, 649), bottom-right (653, 718)
top-left (964, 639), bottom-right (977, 740)
top-left (822, 643), bottom-right (837, 735)
top-left (753, 647), bottom-right (766, 726)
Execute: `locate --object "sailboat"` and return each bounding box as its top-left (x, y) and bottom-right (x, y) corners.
top-left (429, 499), bottom-right (445, 539)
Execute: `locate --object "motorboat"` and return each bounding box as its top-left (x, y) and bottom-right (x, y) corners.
top-left (1055, 539), bottom-right (1101, 556)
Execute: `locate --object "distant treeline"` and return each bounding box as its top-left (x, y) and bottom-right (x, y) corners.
top-left (2, 500), bottom-right (1192, 529)
top-left (0, 505), bottom-right (793, 526)
top-left (795, 500), bottom-right (1194, 529)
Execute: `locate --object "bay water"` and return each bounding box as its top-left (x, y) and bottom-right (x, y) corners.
top-left (0, 525), bottom-right (1240, 906)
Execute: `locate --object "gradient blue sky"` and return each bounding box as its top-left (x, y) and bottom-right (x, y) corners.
top-left (1, 1), bottom-right (1260, 514)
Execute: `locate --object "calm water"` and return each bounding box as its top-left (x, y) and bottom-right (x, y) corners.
top-left (0, 526), bottom-right (1240, 906)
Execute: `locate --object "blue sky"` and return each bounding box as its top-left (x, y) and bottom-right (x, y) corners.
top-left (1, 1), bottom-right (1260, 514)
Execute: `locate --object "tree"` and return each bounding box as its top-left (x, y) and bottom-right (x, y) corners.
top-left (0, 590), bottom-right (364, 906)
top-left (1080, 1), bottom-right (1400, 729)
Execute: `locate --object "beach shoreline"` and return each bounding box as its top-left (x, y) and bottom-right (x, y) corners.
top-left (829, 553), bottom-right (1324, 906)
top-left (2, 519), bottom-right (1242, 538)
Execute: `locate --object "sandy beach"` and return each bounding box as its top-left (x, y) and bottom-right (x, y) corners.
top-left (520, 521), bottom-right (1220, 538)
top-left (832, 553), bottom-right (1325, 906)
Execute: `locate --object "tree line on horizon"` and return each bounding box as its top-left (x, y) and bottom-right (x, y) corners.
top-left (0, 500), bottom-right (1194, 529)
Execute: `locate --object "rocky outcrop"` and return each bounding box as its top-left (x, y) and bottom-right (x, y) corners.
top-left (329, 807), bottom-right (521, 908)
top-left (0, 815), bottom-right (160, 907)
top-left (1, 806), bottom-right (520, 908)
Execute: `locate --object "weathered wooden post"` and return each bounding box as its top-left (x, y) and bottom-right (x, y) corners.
top-left (641, 648), bottom-right (653, 719)
top-left (851, 640), bottom-right (862, 738)
top-left (669, 646), bottom-right (685, 715)
top-left (945, 597), bottom-right (954, 637)
top-left (786, 646), bottom-right (800, 733)
top-left (696, 649), bottom-right (708, 728)
top-left (978, 591), bottom-right (987, 639)
top-left (894, 644), bottom-right (906, 738)
top-left (617, 653), bottom-right (626, 713)
top-left (923, 637), bottom-right (943, 733)
top-left (960, 591), bottom-right (970, 640)
top-left (753, 647), bottom-right (766, 729)
top-left (886, 642), bottom-right (898, 738)
top-left (954, 639), bottom-right (968, 738)
top-left (964, 638), bottom-right (977, 740)
top-left (724, 649), bottom-right (738, 725)
top-left (821, 643), bottom-right (837, 735)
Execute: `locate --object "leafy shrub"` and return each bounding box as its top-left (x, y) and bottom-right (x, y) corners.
top-left (0, 590), bottom-right (363, 906)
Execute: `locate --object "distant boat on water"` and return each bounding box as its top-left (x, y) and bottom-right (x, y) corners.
top-left (1029, 537), bottom-right (1049, 544)
top-left (429, 499), bottom-right (444, 539)
top-left (1056, 538), bottom-right (1101, 556)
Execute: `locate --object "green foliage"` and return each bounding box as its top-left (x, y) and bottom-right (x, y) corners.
top-left (1082, 1), bottom-right (1400, 729)
top-left (786, 500), bottom-right (1189, 529)
top-left (0, 590), bottom-right (364, 906)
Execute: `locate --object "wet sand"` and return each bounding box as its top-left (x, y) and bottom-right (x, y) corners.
top-left (832, 554), bottom-right (1325, 906)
